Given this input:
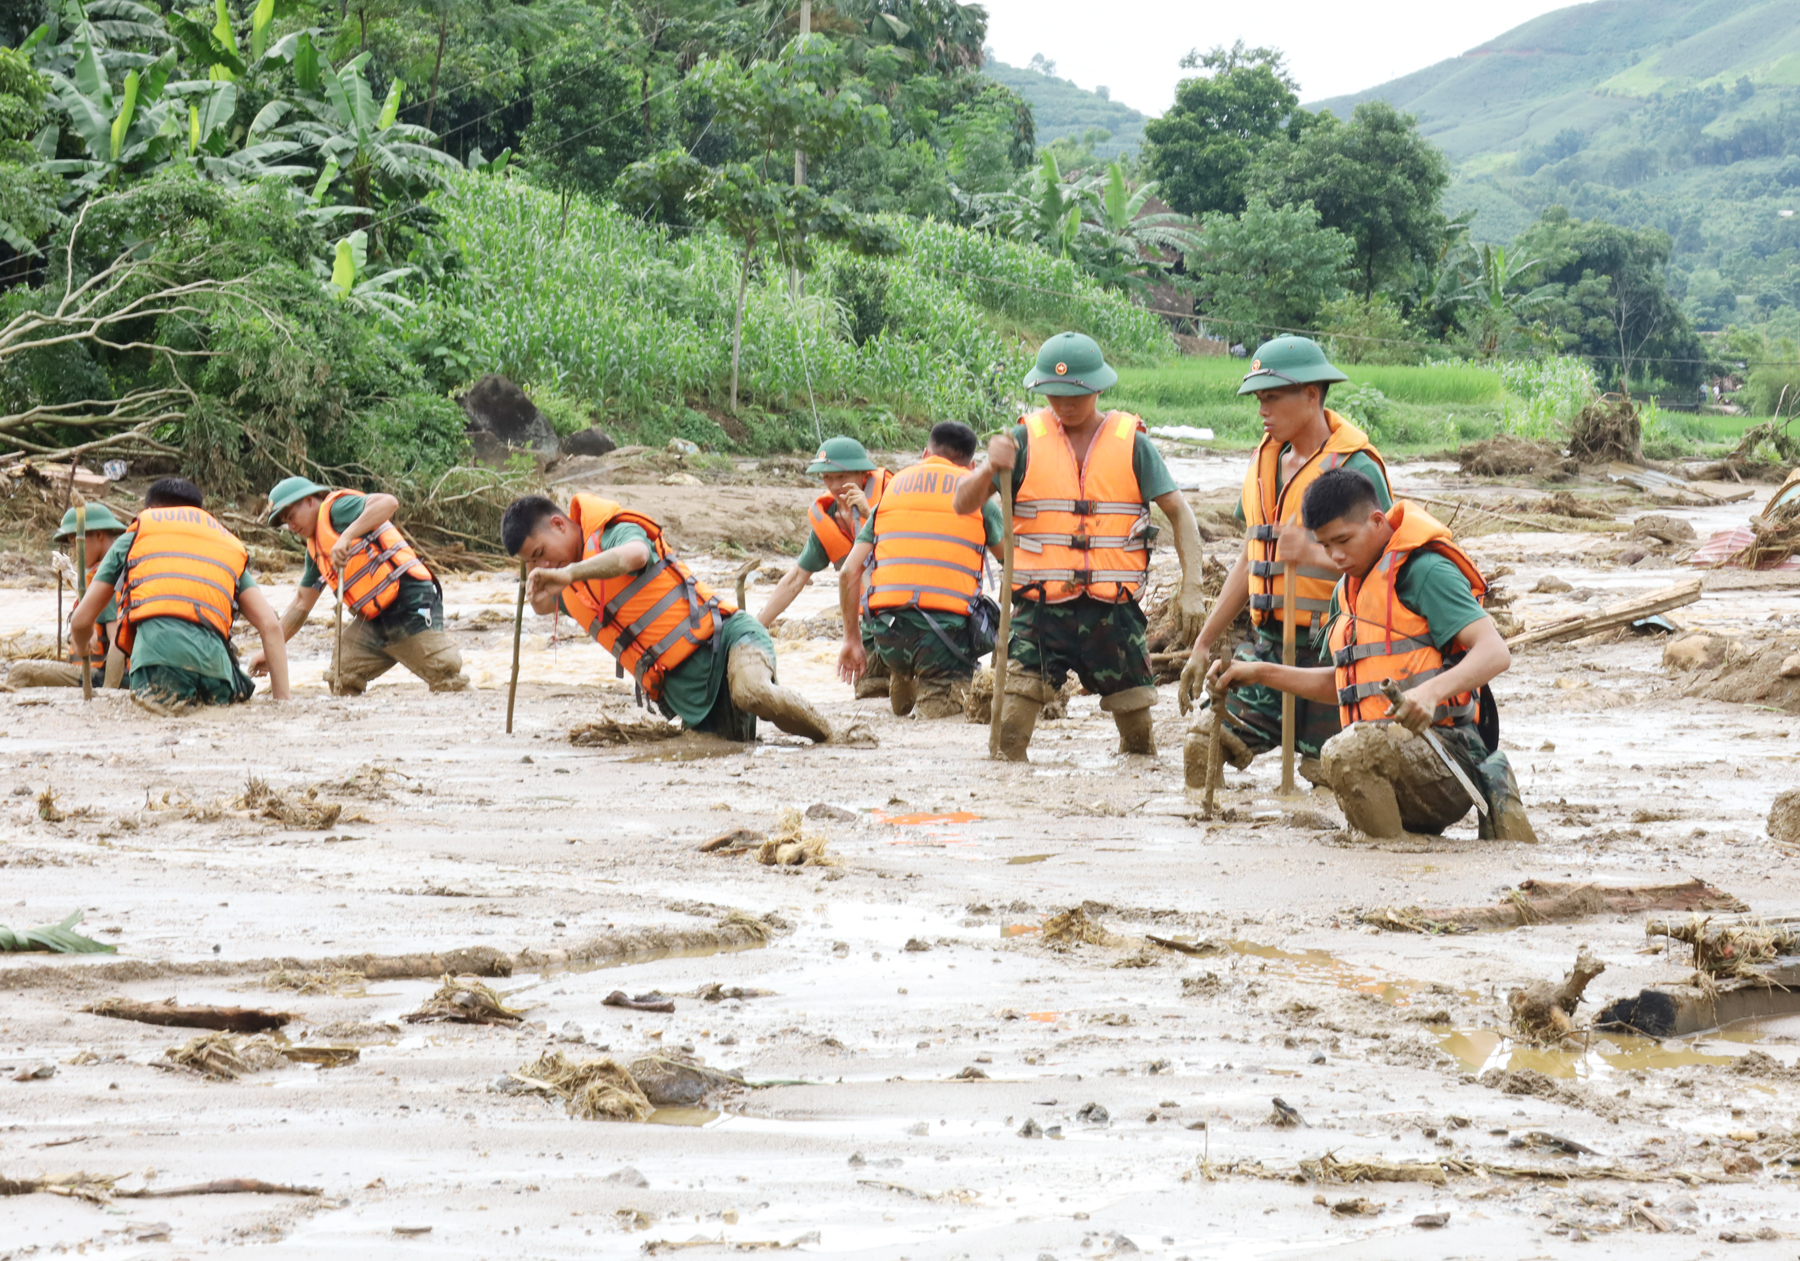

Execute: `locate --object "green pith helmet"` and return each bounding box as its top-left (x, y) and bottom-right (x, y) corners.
top-left (1237, 335), bottom-right (1349, 395)
top-left (264, 476), bottom-right (332, 523)
top-left (806, 436), bottom-right (877, 475)
top-left (54, 504), bottom-right (127, 538)
top-left (1023, 331), bottom-right (1117, 396)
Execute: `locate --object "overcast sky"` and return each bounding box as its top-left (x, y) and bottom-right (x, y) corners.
top-left (982, 0), bottom-right (1582, 115)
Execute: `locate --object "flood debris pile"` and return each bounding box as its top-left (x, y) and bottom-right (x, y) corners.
top-left (402, 975), bottom-right (528, 1025)
top-left (260, 968), bottom-right (367, 995)
top-left (1040, 906), bottom-right (1129, 950)
top-left (1459, 436), bottom-right (1568, 478)
top-left (756, 808), bottom-right (834, 867)
top-left (1509, 946), bottom-right (1607, 1044)
top-left (1679, 639), bottom-right (1800, 714)
top-left (501, 1050), bottom-right (745, 1121)
top-left (568, 714), bottom-right (683, 745)
top-left (164, 1032), bottom-right (290, 1080)
top-left (1566, 396), bottom-right (1642, 464)
top-left (1357, 878), bottom-right (1745, 934)
top-left (1772, 789), bottom-right (1800, 847)
top-left (1653, 915), bottom-right (1800, 981)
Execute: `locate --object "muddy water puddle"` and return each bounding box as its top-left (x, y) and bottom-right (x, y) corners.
top-left (1436, 1027), bottom-right (1756, 1078)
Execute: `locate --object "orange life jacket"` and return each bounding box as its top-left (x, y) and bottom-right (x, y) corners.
top-left (808, 468), bottom-right (892, 567)
top-left (1328, 501), bottom-right (1487, 729)
top-left (308, 489), bottom-right (432, 619)
top-left (115, 507), bottom-right (248, 654)
top-left (865, 456), bottom-right (988, 615)
top-left (1242, 409), bottom-right (1386, 630)
top-left (1013, 409), bottom-right (1150, 604)
top-left (558, 493), bottom-right (735, 703)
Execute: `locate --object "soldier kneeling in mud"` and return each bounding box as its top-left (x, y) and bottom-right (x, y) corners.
top-left (1210, 468), bottom-right (1536, 842)
top-left (10, 505), bottom-right (130, 690)
top-left (502, 494), bottom-right (832, 743)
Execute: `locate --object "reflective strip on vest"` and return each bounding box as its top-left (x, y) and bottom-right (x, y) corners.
top-left (117, 509), bottom-right (247, 653)
top-left (1249, 592), bottom-right (1332, 614)
top-left (866, 458), bottom-right (986, 616)
top-left (1012, 410), bottom-right (1149, 604)
top-left (312, 490), bottom-right (431, 620)
top-left (1249, 559), bottom-right (1339, 582)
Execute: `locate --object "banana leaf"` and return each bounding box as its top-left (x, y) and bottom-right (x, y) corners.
top-left (0, 911), bottom-right (117, 954)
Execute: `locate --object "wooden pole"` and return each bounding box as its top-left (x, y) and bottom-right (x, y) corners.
top-left (987, 476), bottom-right (1015, 759)
top-left (1279, 561), bottom-right (1297, 796)
top-left (1202, 678), bottom-right (1225, 819)
top-left (733, 558), bottom-right (758, 609)
top-left (332, 571), bottom-right (345, 697)
top-left (506, 559), bottom-right (525, 734)
top-left (75, 503), bottom-right (91, 701)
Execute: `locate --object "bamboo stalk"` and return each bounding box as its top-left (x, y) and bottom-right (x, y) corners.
top-left (506, 559), bottom-right (526, 735)
top-left (1279, 562), bottom-right (1297, 796)
top-left (988, 477), bottom-right (1015, 759)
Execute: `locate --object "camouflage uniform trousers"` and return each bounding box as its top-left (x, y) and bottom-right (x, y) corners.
top-left (1222, 622), bottom-right (1342, 759)
top-left (866, 608), bottom-right (983, 718)
top-left (333, 585), bottom-right (468, 695)
top-left (1319, 719), bottom-right (1537, 842)
top-left (1005, 595), bottom-right (1154, 710)
top-left (130, 661), bottom-right (256, 708)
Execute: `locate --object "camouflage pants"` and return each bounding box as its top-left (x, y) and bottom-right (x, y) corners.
top-left (1221, 623), bottom-right (1341, 760)
top-left (333, 587), bottom-right (467, 695)
top-left (1320, 720), bottom-right (1536, 842)
top-left (1007, 595), bottom-right (1153, 699)
top-left (129, 662), bottom-right (256, 708)
top-left (866, 609), bottom-right (978, 681)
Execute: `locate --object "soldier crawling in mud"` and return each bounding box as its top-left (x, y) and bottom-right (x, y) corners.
top-left (835, 421), bottom-right (1007, 718)
top-left (756, 436), bottom-right (894, 699)
top-left (952, 332), bottom-right (1209, 759)
top-left (502, 493), bottom-right (832, 743)
top-left (1209, 468), bottom-right (1537, 842)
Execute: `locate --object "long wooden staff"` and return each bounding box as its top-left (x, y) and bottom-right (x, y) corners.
top-left (987, 475), bottom-right (1015, 759)
top-left (1279, 561), bottom-right (1298, 796)
top-left (76, 503), bottom-right (91, 701)
top-left (332, 570), bottom-right (345, 696)
top-left (506, 559), bottom-right (525, 734)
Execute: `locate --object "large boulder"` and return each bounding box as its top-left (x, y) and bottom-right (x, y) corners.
top-left (457, 374), bottom-right (558, 462)
top-left (561, 426), bottom-right (617, 457)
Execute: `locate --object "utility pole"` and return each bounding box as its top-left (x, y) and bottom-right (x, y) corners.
top-left (791, 0), bottom-right (810, 298)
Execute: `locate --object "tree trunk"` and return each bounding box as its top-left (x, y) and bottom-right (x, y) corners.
top-left (641, 66), bottom-right (653, 142)
top-left (424, 17), bottom-right (449, 133)
top-left (731, 245), bottom-right (751, 414)
top-left (559, 188), bottom-right (571, 241)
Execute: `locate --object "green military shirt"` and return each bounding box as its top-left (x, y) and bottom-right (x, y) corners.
top-left (298, 493), bottom-right (437, 622)
top-left (95, 531), bottom-right (258, 681)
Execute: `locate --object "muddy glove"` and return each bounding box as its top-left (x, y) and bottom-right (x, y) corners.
top-left (1172, 582), bottom-right (1208, 653)
top-left (1178, 646), bottom-right (1206, 716)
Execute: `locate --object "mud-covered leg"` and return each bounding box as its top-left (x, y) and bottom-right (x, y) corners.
top-left (383, 629), bottom-right (470, 692)
top-left (912, 676), bottom-right (969, 720)
top-left (728, 642), bottom-right (831, 743)
top-left (888, 669), bottom-right (917, 716)
top-left (1320, 724), bottom-right (1407, 838)
top-left (996, 670), bottom-right (1056, 762)
top-left (1101, 685), bottom-right (1157, 755)
top-left (1183, 706), bottom-right (1254, 788)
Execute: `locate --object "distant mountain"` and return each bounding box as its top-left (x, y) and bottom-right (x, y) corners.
top-left (984, 58), bottom-right (1145, 160)
top-left (1310, 0), bottom-right (1800, 327)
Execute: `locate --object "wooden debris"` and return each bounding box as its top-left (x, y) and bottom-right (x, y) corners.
top-left (82, 999), bottom-right (293, 1033)
top-left (1146, 934), bottom-right (1223, 957)
top-left (119, 1179), bottom-right (320, 1198)
top-left (1507, 579), bottom-right (1701, 650)
top-left (1509, 946), bottom-right (1607, 1044)
top-left (402, 975), bottom-right (527, 1025)
top-left (699, 827), bottom-right (762, 853)
top-left (603, 990), bottom-right (674, 1014)
top-left (1359, 877), bottom-right (1745, 933)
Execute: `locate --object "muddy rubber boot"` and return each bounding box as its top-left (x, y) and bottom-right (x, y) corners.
top-left (889, 670), bottom-right (917, 717)
top-left (995, 695), bottom-right (1043, 761)
top-left (727, 643), bottom-right (831, 743)
top-left (854, 653), bottom-right (890, 699)
top-left (913, 678), bottom-right (967, 720)
top-left (1100, 686), bottom-right (1157, 755)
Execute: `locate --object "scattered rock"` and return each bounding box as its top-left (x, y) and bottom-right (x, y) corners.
top-left (1018, 1118), bottom-right (1042, 1138)
top-left (661, 472), bottom-right (703, 486)
top-left (903, 938), bottom-right (930, 952)
top-left (457, 374), bottom-right (559, 461)
top-left (1781, 653), bottom-right (1800, 680)
top-left (560, 426), bottom-right (616, 458)
top-left (1664, 633), bottom-right (1736, 672)
top-left (556, 1021), bottom-right (585, 1044)
top-left (1075, 1102), bottom-right (1109, 1124)
top-left (12, 1063), bottom-right (54, 1081)
top-left (1684, 640), bottom-right (1800, 713)
top-left (1772, 790), bottom-right (1800, 846)
top-left (1721, 1153), bottom-right (1763, 1175)
top-left (1532, 574), bottom-right (1573, 594)
top-left (1629, 514), bottom-right (1697, 546)
top-left (1412, 1213), bottom-right (1450, 1229)
top-left (805, 803), bottom-right (857, 824)
top-left (604, 1166), bottom-right (648, 1187)
top-left (1615, 546), bottom-right (1649, 566)
top-left (628, 1054), bottom-right (743, 1107)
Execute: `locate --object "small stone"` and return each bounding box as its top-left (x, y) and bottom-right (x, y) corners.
top-left (1018, 1118), bottom-right (1042, 1138)
top-left (1780, 653), bottom-right (1800, 680)
top-left (1664, 1194), bottom-right (1698, 1215)
top-left (847, 1152), bottom-right (866, 1167)
top-left (903, 938), bottom-right (930, 952)
top-left (1615, 546), bottom-right (1648, 566)
top-left (604, 1166), bottom-right (648, 1187)
top-left (1532, 574), bottom-right (1573, 594)
top-left (12, 1063), bottom-right (54, 1081)
top-left (1664, 633), bottom-right (1734, 672)
top-left (831, 941), bottom-right (849, 957)
top-left (556, 1021), bottom-right (584, 1044)
top-left (1076, 1102), bottom-right (1110, 1124)
top-left (805, 802), bottom-right (857, 823)
top-left (905, 1121), bottom-right (929, 1136)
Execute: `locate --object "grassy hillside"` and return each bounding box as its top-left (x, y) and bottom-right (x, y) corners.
top-left (1311, 0), bottom-right (1800, 331)
top-left (983, 58), bottom-right (1146, 160)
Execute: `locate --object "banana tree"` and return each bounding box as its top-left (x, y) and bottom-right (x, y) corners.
top-left (275, 51), bottom-right (459, 254)
top-left (319, 227), bottom-right (415, 322)
top-left (1459, 243), bottom-right (1551, 359)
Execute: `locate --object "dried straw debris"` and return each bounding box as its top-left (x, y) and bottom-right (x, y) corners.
top-left (756, 808), bottom-right (834, 867)
top-left (508, 1051), bottom-right (654, 1122)
top-left (402, 974), bottom-right (528, 1025)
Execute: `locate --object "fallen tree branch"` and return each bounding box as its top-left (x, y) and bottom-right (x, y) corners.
top-left (80, 999), bottom-right (294, 1032)
top-left (1358, 878), bottom-right (1745, 933)
top-left (1506, 579), bottom-right (1702, 650)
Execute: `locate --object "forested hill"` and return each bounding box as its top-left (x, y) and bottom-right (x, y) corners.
top-left (1310, 0), bottom-right (1800, 325)
top-left (983, 57), bottom-right (1145, 159)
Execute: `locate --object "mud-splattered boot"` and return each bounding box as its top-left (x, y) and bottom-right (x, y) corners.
top-left (889, 671), bottom-right (917, 717)
top-left (913, 678), bottom-right (967, 720)
top-left (855, 653), bottom-right (891, 699)
top-left (1101, 686), bottom-right (1157, 755)
top-left (728, 643), bottom-right (831, 743)
top-left (994, 670), bottom-right (1057, 761)
top-left (1182, 709), bottom-right (1254, 790)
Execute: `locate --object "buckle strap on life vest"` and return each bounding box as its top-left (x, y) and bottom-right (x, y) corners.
top-left (1249, 592), bottom-right (1333, 614)
top-left (1249, 559), bottom-right (1339, 582)
top-left (1333, 634), bottom-right (1434, 666)
top-left (1013, 498), bottom-right (1145, 519)
top-left (1014, 566), bottom-right (1153, 584)
top-left (1014, 534), bottom-right (1149, 554)
top-left (866, 582), bottom-right (977, 609)
top-left (1337, 669), bottom-right (1479, 722)
top-left (1246, 524), bottom-right (1280, 542)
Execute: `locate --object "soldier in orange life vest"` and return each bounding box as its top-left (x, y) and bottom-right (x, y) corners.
top-left (8, 504), bottom-right (129, 689)
top-left (69, 478), bottom-right (289, 708)
top-left (1210, 468), bottom-right (1536, 842)
top-left (756, 436), bottom-right (894, 698)
top-left (836, 422), bottom-right (1007, 718)
top-left (249, 478), bottom-right (468, 695)
top-left (952, 332), bottom-right (1210, 761)
top-left (503, 494), bottom-right (832, 743)
top-left (1181, 335), bottom-right (1392, 788)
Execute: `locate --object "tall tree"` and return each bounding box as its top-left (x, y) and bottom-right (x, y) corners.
top-left (1142, 41), bottom-right (1303, 219)
top-left (1254, 100), bottom-right (1449, 302)
top-left (1185, 195), bottom-right (1351, 348)
top-left (519, 38), bottom-right (648, 236)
